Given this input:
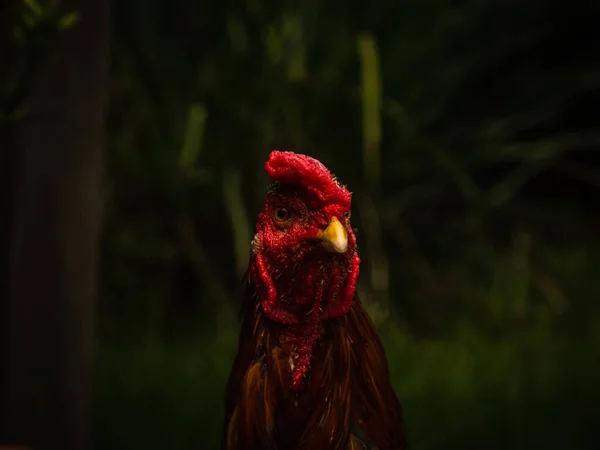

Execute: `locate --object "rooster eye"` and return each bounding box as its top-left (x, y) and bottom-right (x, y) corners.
top-left (273, 207), bottom-right (291, 223)
top-left (343, 210), bottom-right (351, 220)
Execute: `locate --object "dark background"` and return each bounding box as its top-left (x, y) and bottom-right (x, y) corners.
top-left (1, 0), bottom-right (599, 449)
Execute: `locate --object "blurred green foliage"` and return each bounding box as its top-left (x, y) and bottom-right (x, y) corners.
top-left (7, 0), bottom-right (598, 449)
top-left (93, 321), bottom-right (600, 450)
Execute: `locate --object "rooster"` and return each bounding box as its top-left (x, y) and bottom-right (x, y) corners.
top-left (221, 151), bottom-right (406, 450)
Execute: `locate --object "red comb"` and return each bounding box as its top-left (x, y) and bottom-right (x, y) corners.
top-left (265, 151), bottom-right (351, 205)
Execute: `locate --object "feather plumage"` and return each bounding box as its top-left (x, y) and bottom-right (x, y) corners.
top-left (221, 275), bottom-right (406, 450)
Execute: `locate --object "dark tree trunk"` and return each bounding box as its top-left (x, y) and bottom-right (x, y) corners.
top-left (0, 0), bottom-right (109, 448)
top-left (0, 0), bottom-right (18, 441)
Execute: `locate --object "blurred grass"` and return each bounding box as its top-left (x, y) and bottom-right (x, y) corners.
top-left (92, 320), bottom-right (238, 450)
top-left (92, 315), bottom-right (599, 450)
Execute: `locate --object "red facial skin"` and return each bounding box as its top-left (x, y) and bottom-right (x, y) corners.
top-left (250, 151), bottom-right (360, 390)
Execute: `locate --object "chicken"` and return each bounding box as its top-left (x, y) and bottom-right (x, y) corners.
top-left (221, 151), bottom-right (406, 450)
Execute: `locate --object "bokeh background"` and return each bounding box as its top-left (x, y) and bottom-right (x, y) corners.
top-left (2, 1), bottom-right (600, 449)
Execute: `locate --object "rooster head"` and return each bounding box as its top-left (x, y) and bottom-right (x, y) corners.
top-left (250, 150), bottom-right (360, 328)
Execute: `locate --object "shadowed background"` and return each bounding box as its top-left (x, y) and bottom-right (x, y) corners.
top-left (1, 1), bottom-right (599, 449)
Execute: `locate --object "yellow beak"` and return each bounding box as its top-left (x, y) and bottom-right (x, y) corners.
top-left (317, 216), bottom-right (348, 254)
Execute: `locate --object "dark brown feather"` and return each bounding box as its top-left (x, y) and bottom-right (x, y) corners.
top-left (221, 276), bottom-right (406, 450)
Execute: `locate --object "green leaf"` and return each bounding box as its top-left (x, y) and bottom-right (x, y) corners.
top-left (58, 11), bottom-right (80, 30)
top-left (357, 33), bottom-right (382, 195)
top-left (178, 103), bottom-right (208, 171)
top-left (282, 14), bottom-right (306, 82)
top-left (264, 26), bottom-right (283, 65)
top-left (226, 17), bottom-right (248, 54)
top-left (22, 0), bottom-right (43, 17)
top-left (221, 169), bottom-right (252, 278)
top-left (22, 12), bottom-right (36, 28)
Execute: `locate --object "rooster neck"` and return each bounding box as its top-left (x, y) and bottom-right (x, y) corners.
top-left (251, 247), bottom-right (356, 326)
top-left (279, 273), bottom-right (330, 390)
top-left (250, 256), bottom-right (346, 389)
top-left (223, 280), bottom-right (406, 450)
top-left (273, 257), bottom-right (338, 312)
